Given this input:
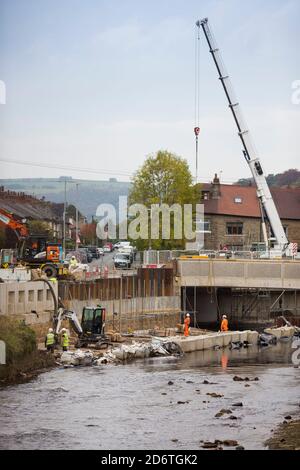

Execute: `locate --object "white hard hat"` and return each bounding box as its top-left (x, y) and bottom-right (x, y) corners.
top-left (61, 328), bottom-right (66, 332)
top-left (48, 328), bottom-right (53, 333)
top-left (186, 313), bottom-right (190, 317)
top-left (71, 256), bottom-right (75, 259)
top-left (222, 315), bottom-right (227, 319)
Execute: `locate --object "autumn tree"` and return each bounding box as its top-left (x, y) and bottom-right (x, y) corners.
top-left (129, 150), bottom-right (198, 250)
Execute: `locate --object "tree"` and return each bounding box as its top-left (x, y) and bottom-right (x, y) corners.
top-left (129, 150), bottom-right (199, 250)
top-left (27, 220), bottom-right (53, 238)
top-left (80, 222), bottom-right (97, 245)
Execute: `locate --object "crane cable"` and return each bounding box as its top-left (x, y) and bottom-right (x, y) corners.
top-left (194, 23), bottom-right (201, 185)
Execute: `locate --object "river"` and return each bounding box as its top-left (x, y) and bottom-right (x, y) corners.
top-left (0, 341), bottom-right (299, 450)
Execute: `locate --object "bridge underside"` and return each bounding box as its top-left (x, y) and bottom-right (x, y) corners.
top-left (181, 286), bottom-right (300, 329)
top-left (177, 260), bottom-right (300, 328)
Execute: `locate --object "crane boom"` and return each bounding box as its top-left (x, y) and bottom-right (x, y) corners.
top-left (197, 18), bottom-right (289, 253)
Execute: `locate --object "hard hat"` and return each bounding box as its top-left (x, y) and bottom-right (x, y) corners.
top-left (48, 328), bottom-right (53, 333)
top-left (186, 313), bottom-right (190, 317)
top-left (71, 256), bottom-right (75, 259)
top-left (222, 315), bottom-right (227, 319)
top-left (61, 328), bottom-right (66, 332)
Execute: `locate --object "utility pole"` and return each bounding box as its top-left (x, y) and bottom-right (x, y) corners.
top-left (75, 183), bottom-right (79, 251)
top-left (148, 207), bottom-right (152, 251)
top-left (63, 179), bottom-right (67, 259)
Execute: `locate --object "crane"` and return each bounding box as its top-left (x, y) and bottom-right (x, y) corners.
top-left (196, 18), bottom-right (291, 256)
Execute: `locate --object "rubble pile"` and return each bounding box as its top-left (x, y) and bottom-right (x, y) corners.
top-left (60, 350), bottom-right (94, 366)
top-left (96, 339), bottom-right (183, 365)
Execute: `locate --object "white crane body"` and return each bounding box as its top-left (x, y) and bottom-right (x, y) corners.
top-left (197, 18), bottom-right (290, 255)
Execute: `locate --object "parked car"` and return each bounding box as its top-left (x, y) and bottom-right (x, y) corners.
top-left (79, 248), bottom-right (93, 264)
top-left (83, 246), bottom-right (99, 259)
top-left (113, 241), bottom-right (130, 250)
top-left (114, 253), bottom-right (132, 269)
top-left (103, 243), bottom-right (113, 252)
top-left (97, 247), bottom-right (104, 256)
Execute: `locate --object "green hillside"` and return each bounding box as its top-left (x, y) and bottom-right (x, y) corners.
top-left (0, 177), bottom-right (131, 220)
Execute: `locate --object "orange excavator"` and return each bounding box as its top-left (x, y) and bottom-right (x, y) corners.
top-left (0, 208), bottom-right (29, 239)
top-left (0, 208), bottom-right (65, 277)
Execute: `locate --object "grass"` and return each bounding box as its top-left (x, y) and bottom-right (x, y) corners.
top-left (0, 317), bottom-right (55, 384)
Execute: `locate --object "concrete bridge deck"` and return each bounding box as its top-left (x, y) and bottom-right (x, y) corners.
top-left (177, 259), bottom-right (300, 290)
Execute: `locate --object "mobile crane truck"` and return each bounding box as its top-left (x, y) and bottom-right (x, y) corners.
top-left (196, 18), bottom-right (294, 258)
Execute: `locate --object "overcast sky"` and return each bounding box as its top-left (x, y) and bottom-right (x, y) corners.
top-left (0, 0), bottom-right (299, 184)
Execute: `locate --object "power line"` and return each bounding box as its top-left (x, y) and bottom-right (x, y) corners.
top-left (0, 157), bottom-right (133, 178)
top-left (0, 157), bottom-right (243, 184)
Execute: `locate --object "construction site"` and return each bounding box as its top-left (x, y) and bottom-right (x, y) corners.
top-left (0, 4), bottom-right (300, 456)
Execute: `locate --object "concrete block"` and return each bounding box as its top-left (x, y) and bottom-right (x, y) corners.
top-left (239, 331), bottom-right (249, 343)
top-left (195, 336), bottom-right (205, 350)
top-left (203, 336), bottom-right (214, 350)
top-left (280, 326), bottom-right (295, 337)
top-left (209, 333), bottom-right (224, 348)
top-left (264, 328), bottom-right (282, 339)
top-left (247, 331), bottom-right (259, 344)
top-left (230, 332), bottom-right (240, 342)
top-left (222, 333), bottom-right (232, 347)
top-left (177, 337), bottom-right (195, 353)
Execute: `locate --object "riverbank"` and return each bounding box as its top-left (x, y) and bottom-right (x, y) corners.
top-left (0, 316), bottom-right (56, 386)
top-left (266, 419), bottom-right (300, 450)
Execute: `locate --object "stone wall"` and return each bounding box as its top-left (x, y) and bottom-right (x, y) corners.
top-left (204, 214), bottom-right (300, 251)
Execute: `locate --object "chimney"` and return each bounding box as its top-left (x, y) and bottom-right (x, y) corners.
top-left (211, 173), bottom-right (221, 199)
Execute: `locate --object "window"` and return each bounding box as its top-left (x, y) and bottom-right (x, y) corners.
top-left (203, 220), bottom-right (211, 232)
top-left (283, 225), bottom-right (288, 236)
top-left (28, 290), bottom-right (34, 302)
top-left (37, 290), bottom-right (43, 302)
top-left (197, 219), bottom-right (211, 232)
top-left (202, 191), bottom-right (209, 200)
top-left (226, 222), bottom-right (243, 235)
top-left (234, 197), bottom-right (242, 204)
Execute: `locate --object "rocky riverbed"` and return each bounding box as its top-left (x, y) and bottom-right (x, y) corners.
top-left (0, 340), bottom-right (299, 450)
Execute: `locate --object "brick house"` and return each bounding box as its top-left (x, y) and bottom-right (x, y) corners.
top-left (201, 175), bottom-right (300, 251)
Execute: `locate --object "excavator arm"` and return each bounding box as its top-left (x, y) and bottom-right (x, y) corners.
top-left (0, 208), bottom-right (29, 239)
top-left (54, 307), bottom-right (83, 336)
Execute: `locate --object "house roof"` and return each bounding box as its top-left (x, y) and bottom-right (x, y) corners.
top-left (0, 190), bottom-right (64, 221)
top-left (203, 184), bottom-right (300, 220)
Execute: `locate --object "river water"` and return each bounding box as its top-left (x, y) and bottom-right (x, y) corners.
top-left (0, 341), bottom-right (299, 450)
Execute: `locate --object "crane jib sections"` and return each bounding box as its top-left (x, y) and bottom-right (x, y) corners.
top-left (195, 18), bottom-right (289, 254)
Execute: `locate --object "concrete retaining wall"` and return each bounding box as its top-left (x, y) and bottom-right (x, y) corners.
top-left (67, 295), bottom-right (181, 333)
top-left (173, 330), bottom-right (259, 353)
top-left (0, 268), bottom-right (31, 282)
top-left (0, 281), bottom-right (57, 315)
top-left (173, 326), bottom-right (296, 353)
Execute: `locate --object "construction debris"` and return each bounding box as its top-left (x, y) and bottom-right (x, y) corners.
top-left (60, 350), bottom-right (94, 366)
top-left (96, 339), bottom-right (183, 365)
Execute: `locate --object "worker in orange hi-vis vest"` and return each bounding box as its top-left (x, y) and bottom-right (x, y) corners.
top-left (184, 313), bottom-right (191, 337)
top-left (220, 315), bottom-right (229, 332)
